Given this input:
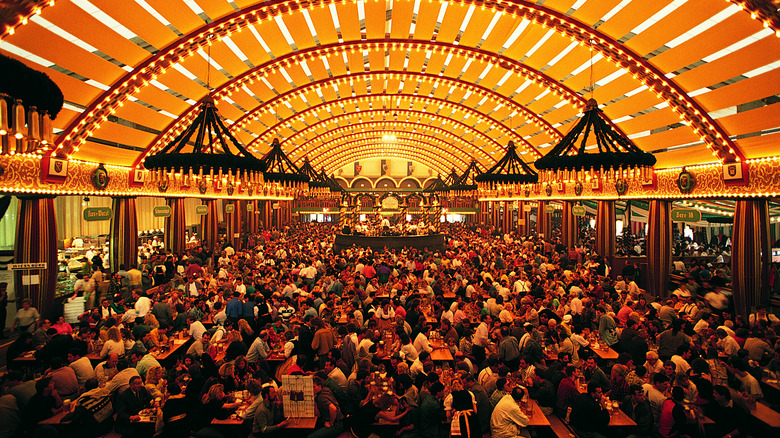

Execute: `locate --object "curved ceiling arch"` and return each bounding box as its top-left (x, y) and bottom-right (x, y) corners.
top-left (323, 150), bottom-right (450, 177)
top-left (319, 147), bottom-right (453, 177)
top-left (306, 131), bottom-right (474, 170)
top-left (283, 108), bottom-right (499, 166)
top-left (44, 0), bottom-right (748, 168)
top-left (230, 70), bottom-right (563, 149)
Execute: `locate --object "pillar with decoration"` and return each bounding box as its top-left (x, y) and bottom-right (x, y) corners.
top-left (225, 201), bottom-right (241, 249)
top-left (561, 201), bottom-right (579, 248)
top-left (164, 197), bottom-right (187, 256)
top-left (246, 200), bottom-right (259, 234)
top-left (14, 196), bottom-right (57, 316)
top-left (595, 200), bottom-right (616, 259)
top-left (517, 201), bottom-right (530, 236)
top-left (646, 200), bottom-right (673, 297)
top-left (109, 197), bottom-right (138, 273)
top-left (731, 199), bottom-right (771, 318)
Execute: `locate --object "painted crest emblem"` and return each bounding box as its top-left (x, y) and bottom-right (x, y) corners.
top-left (615, 178), bottom-right (628, 196)
top-left (198, 179), bottom-right (208, 194)
top-left (545, 184), bottom-right (553, 197)
top-left (91, 164), bottom-right (110, 190)
top-left (677, 168), bottom-right (696, 193)
top-left (574, 181), bottom-right (583, 196)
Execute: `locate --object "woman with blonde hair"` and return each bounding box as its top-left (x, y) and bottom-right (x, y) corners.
top-left (145, 365), bottom-right (166, 398)
top-left (224, 329), bottom-right (249, 363)
top-left (100, 326), bottom-right (125, 358)
top-left (193, 383), bottom-right (242, 436)
top-left (218, 362), bottom-right (238, 392)
top-left (144, 313), bottom-right (159, 328)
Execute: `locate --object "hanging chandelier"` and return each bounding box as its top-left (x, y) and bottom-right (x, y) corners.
top-left (534, 98), bottom-right (656, 185)
top-left (143, 96), bottom-right (266, 192)
top-left (258, 138), bottom-right (309, 197)
top-left (299, 158), bottom-right (339, 199)
top-left (475, 141), bottom-right (538, 198)
top-left (446, 159), bottom-right (482, 198)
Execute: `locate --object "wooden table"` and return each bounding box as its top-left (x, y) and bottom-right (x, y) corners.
top-left (607, 407), bottom-right (637, 427)
top-left (38, 410), bottom-right (69, 425)
top-left (588, 344), bottom-right (619, 361)
top-left (762, 378), bottom-right (780, 392)
top-left (524, 399), bottom-right (550, 427)
top-left (430, 340), bottom-right (454, 361)
top-left (150, 338), bottom-right (189, 362)
top-left (442, 293), bottom-right (456, 299)
top-left (749, 401), bottom-right (780, 429)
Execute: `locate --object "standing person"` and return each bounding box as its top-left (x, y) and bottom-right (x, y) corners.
top-left (0, 282), bottom-right (13, 338)
top-left (490, 386), bottom-right (531, 438)
top-left (12, 298), bottom-right (39, 334)
top-left (252, 386), bottom-right (289, 437)
top-left (307, 376), bottom-right (344, 438)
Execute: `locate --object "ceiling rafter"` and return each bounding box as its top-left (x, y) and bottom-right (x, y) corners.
top-left (302, 125), bottom-right (476, 169)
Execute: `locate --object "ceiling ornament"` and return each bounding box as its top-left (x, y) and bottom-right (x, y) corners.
top-left (534, 98), bottom-right (656, 188)
top-left (476, 141), bottom-right (539, 199)
top-left (446, 160), bottom-right (483, 198)
top-left (258, 138), bottom-right (309, 195)
top-left (142, 96), bottom-right (266, 193)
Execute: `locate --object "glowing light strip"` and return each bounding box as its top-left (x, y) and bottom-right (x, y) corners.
top-left (0, 0), bottom-right (55, 41)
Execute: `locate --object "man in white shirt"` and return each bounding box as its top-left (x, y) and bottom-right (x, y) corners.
top-left (94, 353), bottom-right (118, 387)
top-left (324, 357), bottom-right (347, 390)
top-left (413, 326), bottom-right (434, 354)
top-left (246, 332), bottom-right (270, 363)
top-left (187, 315), bottom-right (206, 340)
top-left (133, 290), bottom-right (151, 317)
top-left (490, 387), bottom-right (531, 438)
top-left (104, 358), bottom-right (140, 396)
top-left (67, 349), bottom-right (94, 386)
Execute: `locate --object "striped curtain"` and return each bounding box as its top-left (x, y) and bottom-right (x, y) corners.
top-left (561, 201), bottom-right (578, 248)
top-left (731, 199), bottom-right (770, 319)
top-left (246, 200), bottom-right (259, 235)
top-left (595, 200), bottom-right (616, 259)
top-left (226, 201), bottom-right (240, 249)
top-left (109, 197), bottom-right (138, 273)
top-left (537, 201), bottom-right (551, 239)
top-left (164, 198), bottom-right (187, 255)
top-left (646, 200), bottom-right (673, 297)
top-left (201, 199), bottom-right (219, 252)
top-left (14, 196), bottom-right (57, 316)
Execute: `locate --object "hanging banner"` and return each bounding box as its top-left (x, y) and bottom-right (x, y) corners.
top-left (225, 203), bottom-right (235, 213)
top-left (153, 206), bottom-right (171, 217)
top-left (572, 206), bottom-right (586, 216)
top-left (83, 207), bottom-right (112, 222)
top-left (544, 205), bottom-right (555, 213)
top-left (196, 205), bottom-right (208, 215)
top-left (671, 209), bottom-right (701, 222)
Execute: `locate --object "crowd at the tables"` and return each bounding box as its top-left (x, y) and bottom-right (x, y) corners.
top-left (2, 221), bottom-right (780, 438)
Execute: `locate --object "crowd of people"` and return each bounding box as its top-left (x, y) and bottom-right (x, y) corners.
top-left (1, 221), bottom-right (779, 438)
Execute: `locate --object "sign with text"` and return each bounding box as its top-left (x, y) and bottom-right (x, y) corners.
top-left (153, 206), bottom-right (171, 217)
top-left (544, 205), bottom-right (556, 213)
top-left (225, 203), bottom-right (235, 213)
top-left (246, 203), bottom-right (254, 212)
top-left (523, 205), bottom-right (532, 212)
top-left (671, 209), bottom-right (701, 223)
top-left (572, 206), bottom-right (586, 216)
top-left (83, 207), bottom-right (112, 222)
top-left (8, 262), bottom-right (48, 270)
top-left (196, 205), bottom-right (208, 215)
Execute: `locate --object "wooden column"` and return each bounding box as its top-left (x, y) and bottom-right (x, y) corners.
top-left (226, 201), bottom-right (241, 249)
top-left (14, 196), bottom-right (57, 316)
top-left (109, 197), bottom-right (138, 272)
top-left (246, 200), bottom-right (259, 234)
top-left (595, 200), bottom-right (616, 259)
top-left (517, 201), bottom-right (530, 236)
top-left (647, 200), bottom-right (673, 297)
top-left (164, 197), bottom-right (186, 255)
top-left (732, 199), bottom-right (771, 318)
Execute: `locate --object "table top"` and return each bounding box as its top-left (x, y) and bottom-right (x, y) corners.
top-left (750, 401), bottom-right (780, 428)
top-left (38, 410), bottom-right (69, 425)
top-left (762, 377), bottom-right (780, 392)
top-left (430, 340), bottom-right (454, 361)
top-left (524, 399), bottom-right (550, 427)
top-left (607, 407), bottom-right (637, 427)
top-left (589, 344), bottom-right (619, 361)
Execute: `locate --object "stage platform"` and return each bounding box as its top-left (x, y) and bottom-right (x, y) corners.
top-left (333, 233), bottom-right (445, 253)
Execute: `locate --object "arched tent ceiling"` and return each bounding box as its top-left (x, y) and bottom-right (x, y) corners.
top-left (3, 0), bottom-right (780, 175)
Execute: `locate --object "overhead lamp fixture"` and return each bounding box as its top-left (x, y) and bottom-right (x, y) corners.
top-left (446, 159), bottom-right (483, 198)
top-left (534, 98), bottom-right (656, 185)
top-left (475, 141), bottom-right (539, 198)
top-left (259, 138), bottom-right (309, 195)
